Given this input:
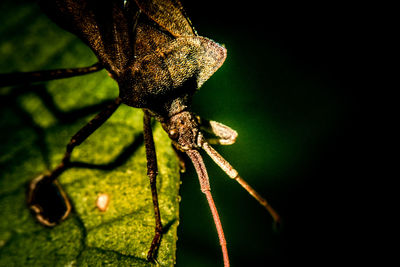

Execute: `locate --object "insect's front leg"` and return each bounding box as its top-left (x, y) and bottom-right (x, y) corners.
top-left (27, 97), bottom-right (121, 226)
top-left (198, 118), bottom-right (238, 145)
top-left (143, 111), bottom-right (163, 262)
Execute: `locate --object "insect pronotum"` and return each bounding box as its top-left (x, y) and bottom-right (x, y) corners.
top-left (0, 0), bottom-right (280, 265)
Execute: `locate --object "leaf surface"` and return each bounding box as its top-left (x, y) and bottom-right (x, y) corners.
top-left (0, 1), bottom-right (180, 266)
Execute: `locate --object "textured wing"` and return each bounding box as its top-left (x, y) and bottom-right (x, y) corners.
top-left (39, 0), bottom-right (136, 75)
top-left (134, 0), bottom-right (196, 37)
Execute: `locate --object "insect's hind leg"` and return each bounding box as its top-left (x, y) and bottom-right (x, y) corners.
top-left (27, 97), bottom-right (121, 227)
top-left (0, 62), bottom-right (103, 87)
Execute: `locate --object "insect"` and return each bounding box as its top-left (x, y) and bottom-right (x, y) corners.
top-left (1, 0), bottom-right (280, 265)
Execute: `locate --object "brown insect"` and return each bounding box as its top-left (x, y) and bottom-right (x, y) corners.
top-left (1, 0), bottom-right (280, 265)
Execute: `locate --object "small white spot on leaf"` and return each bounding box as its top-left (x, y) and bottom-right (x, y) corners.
top-left (96, 193), bottom-right (110, 212)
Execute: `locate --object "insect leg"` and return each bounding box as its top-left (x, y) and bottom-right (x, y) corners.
top-left (143, 111), bottom-right (163, 262)
top-left (0, 62), bottom-right (103, 87)
top-left (27, 97), bottom-right (121, 226)
top-left (199, 118), bottom-right (238, 145)
top-left (201, 140), bottom-right (281, 225)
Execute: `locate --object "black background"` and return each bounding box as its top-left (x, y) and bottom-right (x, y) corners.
top-left (176, 1), bottom-right (381, 266)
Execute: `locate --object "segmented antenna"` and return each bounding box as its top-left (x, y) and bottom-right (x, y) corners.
top-left (186, 149), bottom-right (230, 267)
top-left (201, 141), bottom-right (281, 225)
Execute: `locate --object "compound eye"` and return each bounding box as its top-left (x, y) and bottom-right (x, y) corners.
top-left (168, 129), bottom-right (179, 140)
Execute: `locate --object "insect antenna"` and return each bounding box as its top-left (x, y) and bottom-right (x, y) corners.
top-left (201, 140), bottom-right (281, 225)
top-left (186, 149), bottom-right (230, 267)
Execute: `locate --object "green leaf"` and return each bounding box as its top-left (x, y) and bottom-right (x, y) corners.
top-left (0, 0), bottom-right (180, 266)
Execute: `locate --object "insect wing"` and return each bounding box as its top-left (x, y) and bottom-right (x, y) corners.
top-left (134, 0), bottom-right (196, 37)
top-left (39, 0), bottom-right (135, 74)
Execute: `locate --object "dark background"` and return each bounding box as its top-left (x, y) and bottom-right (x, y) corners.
top-left (177, 1), bottom-right (380, 266)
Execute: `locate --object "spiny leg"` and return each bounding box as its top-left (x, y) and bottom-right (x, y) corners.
top-left (27, 97), bottom-right (121, 226)
top-left (143, 111), bottom-right (163, 262)
top-left (200, 134), bottom-right (281, 225)
top-left (0, 62), bottom-right (103, 87)
top-left (186, 149), bottom-right (230, 267)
